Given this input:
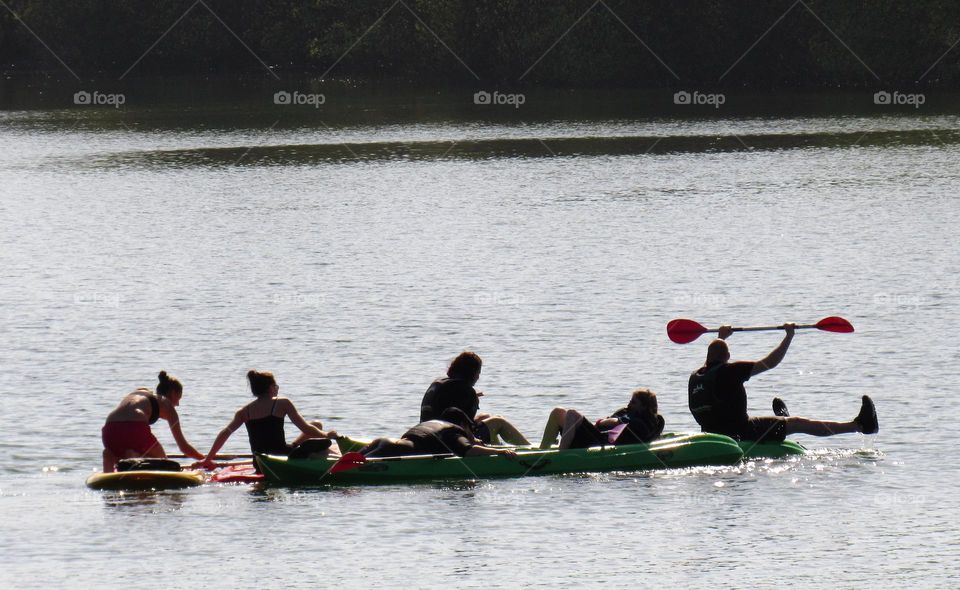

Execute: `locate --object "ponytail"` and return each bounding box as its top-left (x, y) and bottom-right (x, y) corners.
top-left (156, 371), bottom-right (183, 397)
top-left (247, 370), bottom-right (277, 398)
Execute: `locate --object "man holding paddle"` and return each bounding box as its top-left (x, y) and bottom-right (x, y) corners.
top-left (685, 321), bottom-right (878, 443)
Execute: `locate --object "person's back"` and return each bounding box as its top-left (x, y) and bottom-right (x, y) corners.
top-left (244, 398), bottom-right (289, 455)
top-left (105, 388), bottom-right (161, 425)
top-left (402, 419), bottom-right (475, 456)
top-left (688, 361), bottom-right (753, 436)
top-left (420, 377), bottom-right (479, 422)
top-left (420, 351), bottom-right (484, 421)
top-left (360, 409), bottom-right (517, 460)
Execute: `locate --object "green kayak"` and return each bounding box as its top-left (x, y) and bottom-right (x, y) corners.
top-left (738, 439), bottom-right (806, 458)
top-left (335, 433), bottom-right (806, 461)
top-left (258, 432), bottom-right (744, 485)
top-left (654, 432), bottom-right (804, 459)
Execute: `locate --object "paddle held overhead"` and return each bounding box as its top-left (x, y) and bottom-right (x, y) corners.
top-left (667, 316), bottom-right (854, 344)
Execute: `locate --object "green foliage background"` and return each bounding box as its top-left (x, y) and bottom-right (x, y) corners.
top-left (1, 0), bottom-right (957, 86)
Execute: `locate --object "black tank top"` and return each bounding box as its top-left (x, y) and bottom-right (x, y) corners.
top-left (245, 400), bottom-right (290, 455)
top-left (148, 394), bottom-right (160, 425)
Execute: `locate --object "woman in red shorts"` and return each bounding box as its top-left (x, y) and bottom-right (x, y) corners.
top-left (100, 371), bottom-right (204, 472)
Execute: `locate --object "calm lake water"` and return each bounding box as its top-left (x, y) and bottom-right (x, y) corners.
top-left (1, 80), bottom-right (958, 588)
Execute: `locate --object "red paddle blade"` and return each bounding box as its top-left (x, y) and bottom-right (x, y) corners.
top-left (667, 319), bottom-right (708, 344)
top-left (815, 316), bottom-right (854, 333)
top-left (330, 452), bottom-right (366, 474)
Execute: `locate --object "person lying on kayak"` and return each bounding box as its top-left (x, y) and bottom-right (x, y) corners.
top-left (420, 351), bottom-right (530, 445)
top-left (538, 388), bottom-right (665, 449)
top-left (198, 370), bottom-right (339, 470)
top-left (100, 371), bottom-right (204, 472)
top-left (360, 408), bottom-right (518, 459)
top-left (688, 323), bottom-right (879, 443)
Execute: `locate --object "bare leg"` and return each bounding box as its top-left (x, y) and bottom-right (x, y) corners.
top-left (540, 407), bottom-right (569, 448)
top-left (327, 439), bottom-right (342, 458)
top-left (292, 420), bottom-right (329, 446)
top-left (102, 449), bottom-right (117, 473)
top-left (785, 417), bottom-right (859, 436)
top-left (558, 410), bottom-right (588, 450)
top-left (359, 438), bottom-right (388, 455)
top-left (140, 443), bottom-right (166, 458)
top-left (483, 416), bottom-right (531, 446)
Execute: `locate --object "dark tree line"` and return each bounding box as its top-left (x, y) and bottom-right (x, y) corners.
top-left (1, 0), bottom-right (957, 87)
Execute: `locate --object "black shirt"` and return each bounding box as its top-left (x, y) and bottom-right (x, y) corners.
top-left (688, 361), bottom-right (755, 434)
top-left (419, 377), bottom-right (479, 422)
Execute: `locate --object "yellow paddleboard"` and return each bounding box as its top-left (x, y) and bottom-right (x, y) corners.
top-left (85, 470), bottom-right (205, 491)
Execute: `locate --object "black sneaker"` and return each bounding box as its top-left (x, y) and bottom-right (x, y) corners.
top-left (854, 395), bottom-right (879, 434)
top-left (772, 397), bottom-right (790, 417)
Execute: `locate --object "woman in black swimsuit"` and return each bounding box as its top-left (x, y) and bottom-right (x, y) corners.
top-left (199, 370), bottom-right (339, 469)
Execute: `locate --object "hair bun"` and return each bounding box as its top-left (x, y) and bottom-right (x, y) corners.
top-left (247, 369), bottom-right (257, 379)
top-left (155, 371), bottom-right (182, 397)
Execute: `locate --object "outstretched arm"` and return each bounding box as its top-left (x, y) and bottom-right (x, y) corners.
top-left (465, 445), bottom-right (517, 458)
top-left (199, 410), bottom-right (245, 468)
top-left (751, 324), bottom-right (796, 376)
top-left (595, 417), bottom-right (620, 429)
top-left (167, 408), bottom-right (204, 460)
top-left (284, 399), bottom-right (327, 438)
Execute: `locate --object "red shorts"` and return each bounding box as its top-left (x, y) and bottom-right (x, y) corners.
top-left (102, 421), bottom-right (161, 457)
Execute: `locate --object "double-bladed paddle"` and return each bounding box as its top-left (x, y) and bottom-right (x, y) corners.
top-left (666, 316), bottom-right (854, 344)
